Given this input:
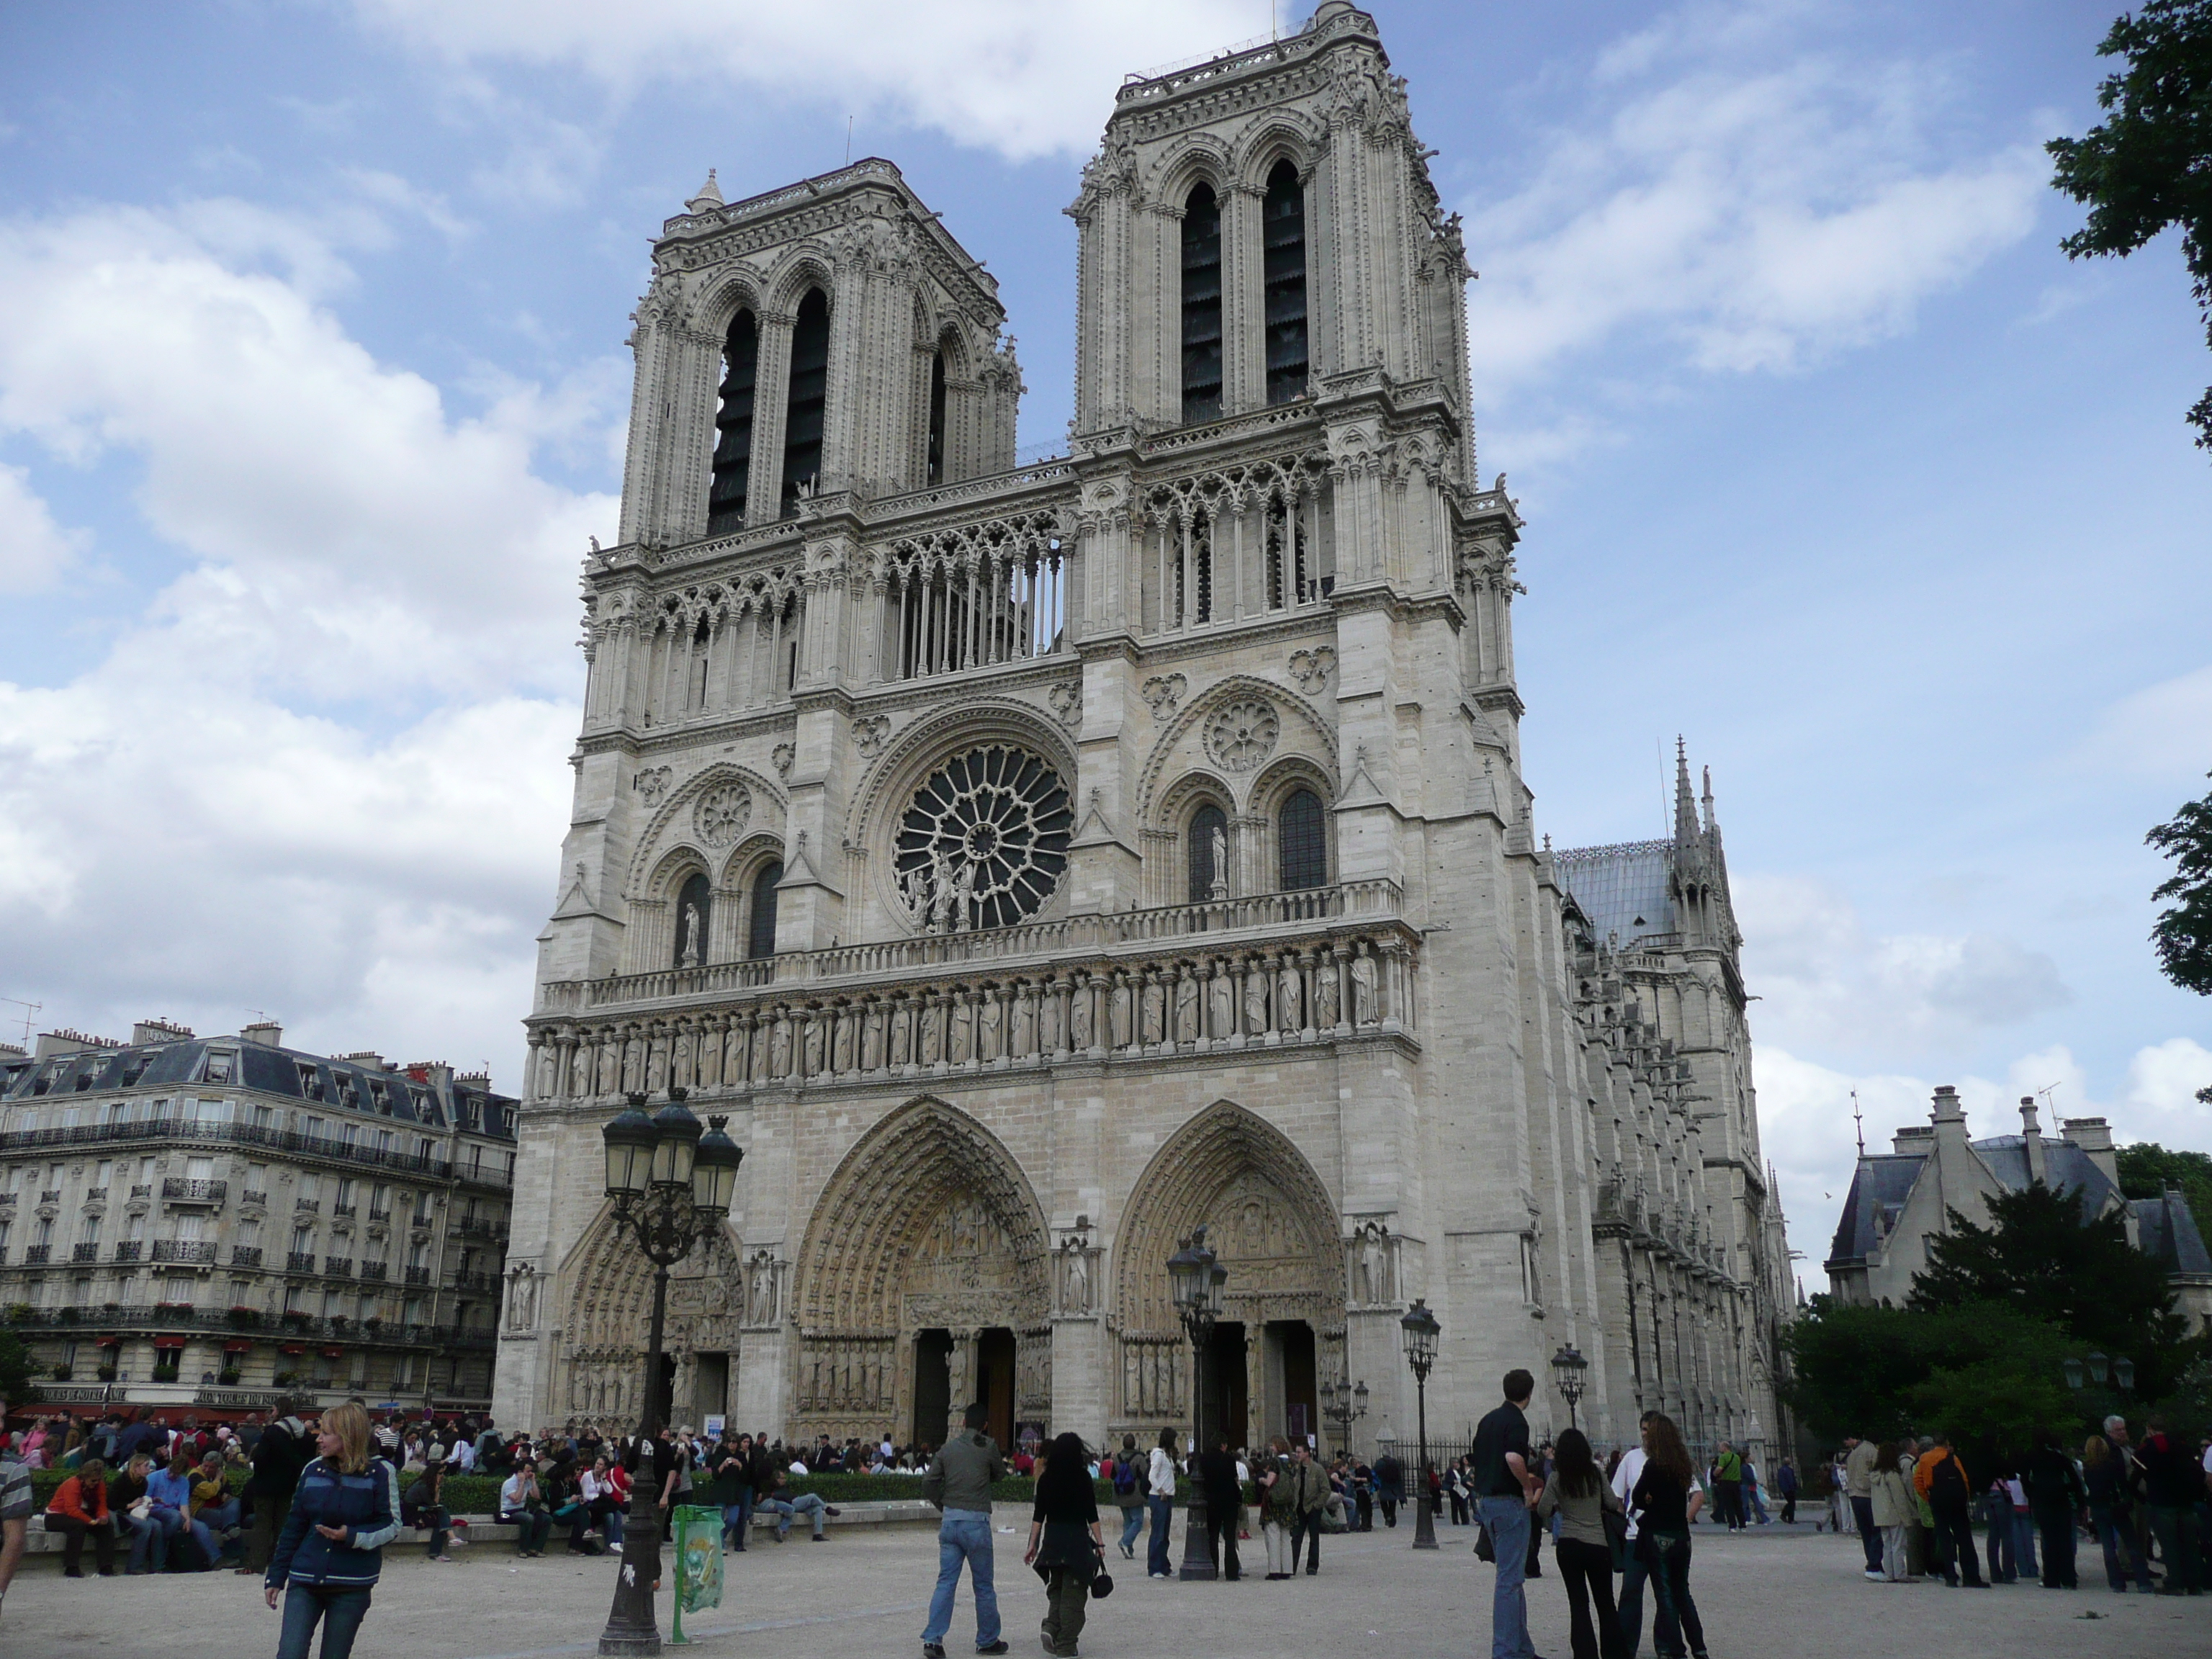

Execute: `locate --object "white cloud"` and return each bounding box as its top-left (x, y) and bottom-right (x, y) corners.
top-left (1462, 5), bottom-right (2045, 402)
top-left (349, 0), bottom-right (1274, 162)
top-left (1736, 872), bottom-right (2072, 1056)
top-left (0, 461), bottom-right (83, 593)
top-left (0, 198), bottom-right (616, 1089)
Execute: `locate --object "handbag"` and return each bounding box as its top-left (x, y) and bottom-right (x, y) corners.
top-left (1474, 1520), bottom-right (1496, 1562)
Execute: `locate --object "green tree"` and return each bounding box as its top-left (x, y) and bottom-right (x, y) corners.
top-left (1783, 1299), bottom-right (2076, 1447)
top-left (2116, 1137), bottom-right (2212, 1244)
top-left (1908, 1181), bottom-right (2200, 1397)
top-left (0, 1328), bottom-right (31, 1407)
top-left (2146, 774), bottom-right (2212, 994)
top-left (2047, 1), bottom-right (2212, 451)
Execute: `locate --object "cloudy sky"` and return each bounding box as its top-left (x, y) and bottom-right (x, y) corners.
top-left (1, 0), bottom-right (2206, 1277)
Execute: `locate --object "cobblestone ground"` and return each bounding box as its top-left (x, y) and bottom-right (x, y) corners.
top-left (5, 1512), bottom-right (2205, 1659)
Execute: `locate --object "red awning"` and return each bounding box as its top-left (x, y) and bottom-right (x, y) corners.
top-left (152, 1336), bottom-right (186, 1350)
top-left (94, 1335), bottom-right (120, 1347)
top-left (321, 1346), bottom-right (345, 1359)
top-left (223, 1339), bottom-right (251, 1353)
top-left (279, 1344), bottom-right (307, 1356)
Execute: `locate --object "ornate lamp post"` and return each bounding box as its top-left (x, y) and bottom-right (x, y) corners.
top-left (1401, 1298), bottom-right (1441, 1550)
top-left (1320, 1371), bottom-right (1369, 1457)
top-left (1166, 1228), bottom-right (1223, 1581)
top-left (1549, 1343), bottom-right (1589, 1432)
top-left (595, 1089), bottom-right (743, 1658)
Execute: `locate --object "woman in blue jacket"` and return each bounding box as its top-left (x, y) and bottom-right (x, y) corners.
top-left (264, 1400), bottom-right (400, 1659)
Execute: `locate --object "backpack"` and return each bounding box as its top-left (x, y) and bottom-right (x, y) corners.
top-left (1111, 1456), bottom-right (1138, 1498)
top-left (1930, 1451), bottom-right (1969, 1504)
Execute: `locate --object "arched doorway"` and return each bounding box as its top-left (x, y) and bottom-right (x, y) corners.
top-left (1114, 1101), bottom-right (1344, 1452)
top-left (557, 1207), bottom-right (745, 1431)
top-left (791, 1097), bottom-right (1051, 1449)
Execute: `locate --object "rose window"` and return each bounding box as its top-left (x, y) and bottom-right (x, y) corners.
top-left (1204, 698), bottom-right (1280, 773)
top-left (694, 783), bottom-right (752, 848)
top-left (895, 745), bottom-right (1073, 931)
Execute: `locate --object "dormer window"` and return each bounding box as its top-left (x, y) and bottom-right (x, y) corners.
top-left (781, 288), bottom-right (830, 516)
top-left (202, 1051), bottom-right (233, 1084)
top-left (1180, 184), bottom-right (1223, 424)
top-left (708, 309), bottom-right (758, 534)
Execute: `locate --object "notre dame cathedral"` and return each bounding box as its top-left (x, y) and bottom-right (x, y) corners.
top-left (494, 2), bottom-right (1796, 1465)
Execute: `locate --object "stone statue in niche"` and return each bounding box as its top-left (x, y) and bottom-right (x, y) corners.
top-left (890, 1000), bottom-right (914, 1067)
top-left (1061, 1244), bottom-right (1090, 1313)
top-left (1069, 981), bottom-right (1093, 1048)
top-left (1040, 986), bottom-right (1064, 1052)
top-left (1277, 959), bottom-right (1304, 1033)
top-left (1357, 1224), bottom-right (1392, 1304)
top-left (1174, 973), bottom-right (1200, 1043)
top-left (1244, 968), bottom-right (1269, 1036)
top-left (1352, 948), bottom-right (1379, 1025)
top-left (950, 996), bottom-right (974, 1064)
top-left (1209, 967), bottom-right (1234, 1038)
top-left (1314, 957), bottom-right (1341, 1029)
top-left (803, 1012), bottom-right (825, 1076)
top-left (697, 1027), bottom-right (721, 1088)
top-left (1209, 825), bottom-right (1229, 901)
top-left (920, 998), bottom-right (944, 1064)
top-left (769, 1014), bottom-right (793, 1077)
top-left (832, 1008), bottom-right (854, 1073)
top-left (1011, 989), bottom-right (1035, 1058)
top-left (504, 1262), bottom-right (538, 1332)
top-left (861, 1004), bottom-right (885, 1070)
top-left (1109, 978), bottom-right (1133, 1048)
top-left (1141, 976), bottom-right (1165, 1046)
top-left (678, 902), bottom-right (704, 968)
top-left (978, 992), bottom-right (1003, 1062)
top-left (673, 1026), bottom-right (695, 1089)
top-left (621, 1033), bottom-right (644, 1094)
top-left (747, 1254), bottom-right (778, 1323)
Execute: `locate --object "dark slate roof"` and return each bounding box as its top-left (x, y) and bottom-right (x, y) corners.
top-left (1966, 1136), bottom-right (2121, 1213)
top-left (1553, 840), bottom-right (1676, 946)
top-left (2131, 1192), bottom-right (2212, 1277)
top-left (1, 1033), bottom-right (516, 1142)
top-left (1827, 1155), bottom-right (1928, 1266)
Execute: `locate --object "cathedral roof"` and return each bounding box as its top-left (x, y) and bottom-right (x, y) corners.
top-left (1552, 839), bottom-right (1675, 946)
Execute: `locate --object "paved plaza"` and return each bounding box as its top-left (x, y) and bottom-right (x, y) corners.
top-left (4, 1513), bottom-right (2205, 1659)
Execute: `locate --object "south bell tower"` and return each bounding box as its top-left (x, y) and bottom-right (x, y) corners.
top-left (503, 4), bottom-right (1785, 1473)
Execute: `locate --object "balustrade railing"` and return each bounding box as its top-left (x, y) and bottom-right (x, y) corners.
top-left (162, 1177), bottom-right (227, 1205)
top-left (150, 1240), bottom-right (217, 1264)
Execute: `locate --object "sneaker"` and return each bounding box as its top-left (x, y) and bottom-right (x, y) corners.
top-left (1863, 1570), bottom-right (1884, 1581)
top-left (1151, 1571), bottom-right (1170, 1580)
top-left (922, 1647), bottom-right (946, 1659)
top-left (1120, 1542), bottom-right (1133, 1560)
top-left (977, 1645), bottom-right (1010, 1656)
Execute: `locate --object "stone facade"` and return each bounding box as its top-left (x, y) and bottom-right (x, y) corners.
top-left (496, 3), bottom-right (1794, 1462)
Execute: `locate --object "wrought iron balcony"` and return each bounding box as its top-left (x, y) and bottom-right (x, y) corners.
top-left (70, 1241), bottom-right (99, 1262)
top-left (359, 1262), bottom-right (387, 1282)
top-left (240, 1190), bottom-right (269, 1208)
top-left (150, 1239), bottom-right (217, 1264)
top-left (331, 1204), bottom-right (356, 1220)
top-left (285, 1250), bottom-right (317, 1273)
top-left (323, 1256), bottom-right (352, 1277)
top-left (84, 1186), bottom-right (107, 1201)
top-left (23, 1244), bottom-right (50, 1264)
top-left (230, 1246), bottom-right (263, 1267)
top-left (404, 1265), bottom-right (431, 1286)
top-left (294, 1197), bottom-right (320, 1212)
top-left (129, 1184), bottom-right (151, 1200)
top-left (38, 1190), bottom-right (60, 1204)
top-left (111, 1240), bottom-right (141, 1262)
top-left (162, 1178), bottom-right (227, 1205)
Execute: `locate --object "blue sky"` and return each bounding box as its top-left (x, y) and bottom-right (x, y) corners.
top-left (1, 0), bottom-right (2206, 1276)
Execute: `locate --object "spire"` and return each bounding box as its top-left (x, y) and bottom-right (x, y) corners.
top-left (686, 168), bottom-right (724, 213)
top-left (1701, 765), bottom-right (1717, 836)
top-left (1673, 737), bottom-right (1699, 853)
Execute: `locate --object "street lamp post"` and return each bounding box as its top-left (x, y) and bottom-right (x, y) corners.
top-left (1400, 1298), bottom-right (1440, 1550)
top-left (595, 1089), bottom-right (744, 1658)
top-left (1167, 1228), bottom-right (1225, 1582)
top-left (1549, 1344), bottom-right (1588, 1433)
top-left (1320, 1372), bottom-right (1369, 1458)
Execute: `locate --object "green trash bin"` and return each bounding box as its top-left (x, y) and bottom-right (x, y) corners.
top-left (668, 1503), bottom-right (725, 1645)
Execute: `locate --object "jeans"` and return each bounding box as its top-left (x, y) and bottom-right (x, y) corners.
top-left (1641, 1530), bottom-right (1704, 1658)
top-left (1290, 1510), bottom-right (1322, 1573)
top-left (2033, 1503), bottom-right (2077, 1588)
top-left (1979, 1493), bottom-right (2014, 1582)
top-left (1117, 1504), bottom-right (1143, 1555)
top-left (2011, 1509), bottom-right (2039, 1578)
top-left (1850, 1496), bottom-right (1881, 1573)
top-left (2147, 1503), bottom-right (2204, 1594)
top-left (198, 1498), bottom-right (240, 1535)
top-left (1748, 1485), bottom-right (1770, 1524)
top-left (1617, 1534), bottom-right (1679, 1659)
top-left (1146, 1495), bottom-right (1173, 1576)
top-left (501, 1509), bottom-right (552, 1553)
top-left (117, 1511), bottom-right (161, 1572)
top-left (2090, 1501), bottom-right (2151, 1589)
top-left (766, 1492), bottom-right (828, 1539)
top-left (922, 1509), bottom-right (1000, 1650)
top-left (276, 1584), bottom-right (373, 1659)
top-left (1557, 1536), bottom-right (1624, 1659)
top-left (1478, 1496), bottom-right (1534, 1659)
top-left (720, 1486), bottom-right (752, 1549)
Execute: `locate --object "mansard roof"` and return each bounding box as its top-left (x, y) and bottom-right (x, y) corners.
top-left (1827, 1155), bottom-right (1928, 1267)
top-left (1827, 1128), bottom-right (2131, 1271)
top-left (2131, 1190), bottom-right (2212, 1277)
top-left (1, 1030), bottom-right (516, 1141)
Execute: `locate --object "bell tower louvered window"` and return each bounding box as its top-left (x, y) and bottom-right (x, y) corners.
top-left (1180, 184), bottom-right (1223, 425)
top-left (708, 309), bottom-right (757, 535)
top-left (781, 288), bottom-right (830, 516)
top-left (1278, 788), bottom-right (1326, 890)
top-left (1262, 161), bottom-right (1308, 405)
top-left (926, 349), bottom-right (948, 485)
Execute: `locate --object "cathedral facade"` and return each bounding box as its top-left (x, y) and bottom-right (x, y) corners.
top-left (494, 2), bottom-right (1794, 1463)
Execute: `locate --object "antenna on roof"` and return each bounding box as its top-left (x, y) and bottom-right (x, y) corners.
top-left (0, 996), bottom-right (39, 1048)
top-left (1851, 1090), bottom-right (1864, 1157)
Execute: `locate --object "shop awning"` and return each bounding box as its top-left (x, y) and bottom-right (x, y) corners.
top-left (152, 1336), bottom-right (186, 1350)
top-left (280, 1344), bottom-right (307, 1356)
top-left (223, 1339), bottom-right (251, 1353)
top-left (94, 1335), bottom-right (120, 1347)
top-left (321, 1346), bottom-right (345, 1359)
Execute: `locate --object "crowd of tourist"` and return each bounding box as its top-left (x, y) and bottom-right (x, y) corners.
top-left (1818, 1413), bottom-right (2212, 1596)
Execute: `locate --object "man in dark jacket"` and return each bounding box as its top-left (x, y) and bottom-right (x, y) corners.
top-left (2139, 1416), bottom-right (2206, 1596)
top-left (240, 1408), bottom-right (313, 1575)
top-left (1373, 1449), bottom-right (1404, 1527)
top-left (1197, 1437), bottom-right (1242, 1579)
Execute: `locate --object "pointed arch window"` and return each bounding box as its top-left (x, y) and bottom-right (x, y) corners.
top-left (708, 309), bottom-right (758, 534)
top-left (926, 348), bottom-right (948, 485)
top-left (1187, 804), bottom-right (1229, 904)
top-left (1278, 788), bottom-right (1326, 891)
top-left (747, 860), bottom-right (784, 960)
top-left (1180, 184), bottom-right (1223, 425)
top-left (1262, 161), bottom-right (1308, 405)
top-left (781, 288), bottom-right (830, 516)
top-left (673, 873), bottom-right (712, 969)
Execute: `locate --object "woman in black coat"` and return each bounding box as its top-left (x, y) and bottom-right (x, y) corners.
top-left (1024, 1433), bottom-right (1105, 1659)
